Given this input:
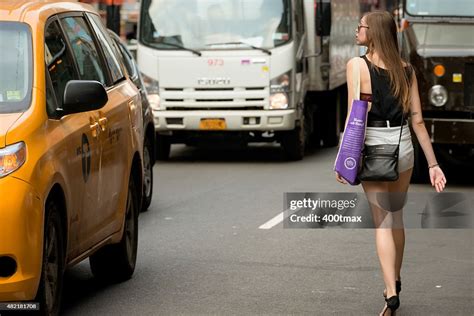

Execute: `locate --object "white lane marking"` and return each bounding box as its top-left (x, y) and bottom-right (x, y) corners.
top-left (259, 208), bottom-right (300, 230)
top-left (258, 212), bottom-right (285, 229)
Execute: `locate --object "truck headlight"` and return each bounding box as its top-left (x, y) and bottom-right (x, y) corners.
top-left (141, 72), bottom-right (161, 110)
top-left (429, 85), bottom-right (448, 107)
top-left (0, 142), bottom-right (26, 178)
top-left (269, 71), bottom-right (291, 110)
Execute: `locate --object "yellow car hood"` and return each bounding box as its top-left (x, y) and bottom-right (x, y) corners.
top-left (0, 113), bottom-right (23, 148)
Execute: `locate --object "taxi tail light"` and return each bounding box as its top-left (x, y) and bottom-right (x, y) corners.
top-left (0, 142), bottom-right (26, 178)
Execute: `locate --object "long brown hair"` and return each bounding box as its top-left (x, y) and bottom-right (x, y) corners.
top-left (364, 11), bottom-right (411, 112)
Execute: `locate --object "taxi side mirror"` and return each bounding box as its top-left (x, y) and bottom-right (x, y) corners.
top-left (62, 80), bottom-right (108, 115)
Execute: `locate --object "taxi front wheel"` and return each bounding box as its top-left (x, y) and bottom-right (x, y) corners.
top-left (36, 199), bottom-right (65, 316)
top-left (89, 176), bottom-right (138, 282)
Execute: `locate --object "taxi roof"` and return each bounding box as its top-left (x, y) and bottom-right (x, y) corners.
top-left (0, 0), bottom-right (96, 23)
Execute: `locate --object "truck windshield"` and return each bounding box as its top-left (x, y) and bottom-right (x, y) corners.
top-left (140, 0), bottom-right (291, 51)
top-left (0, 22), bottom-right (32, 114)
top-left (405, 0), bottom-right (474, 17)
top-left (413, 24), bottom-right (474, 47)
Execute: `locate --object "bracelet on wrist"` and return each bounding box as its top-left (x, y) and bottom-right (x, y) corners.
top-left (428, 163), bottom-right (439, 169)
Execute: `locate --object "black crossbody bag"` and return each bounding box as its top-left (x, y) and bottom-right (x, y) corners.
top-left (358, 116), bottom-right (404, 182)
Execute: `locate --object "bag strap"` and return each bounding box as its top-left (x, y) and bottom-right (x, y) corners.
top-left (352, 57), bottom-right (361, 99)
top-left (397, 113), bottom-right (404, 147)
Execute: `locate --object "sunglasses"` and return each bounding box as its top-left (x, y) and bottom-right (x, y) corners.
top-left (357, 24), bottom-right (370, 32)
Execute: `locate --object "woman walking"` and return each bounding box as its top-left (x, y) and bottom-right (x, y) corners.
top-left (336, 11), bottom-right (447, 315)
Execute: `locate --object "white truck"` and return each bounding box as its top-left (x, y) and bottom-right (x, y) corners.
top-left (137, 0), bottom-right (363, 160)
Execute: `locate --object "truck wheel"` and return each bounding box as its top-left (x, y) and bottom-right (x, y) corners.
top-left (36, 199), bottom-right (65, 316)
top-left (141, 137), bottom-right (153, 212)
top-left (90, 176), bottom-right (138, 282)
top-left (411, 142), bottom-right (428, 183)
top-left (281, 124), bottom-right (305, 161)
top-left (156, 135), bottom-right (170, 161)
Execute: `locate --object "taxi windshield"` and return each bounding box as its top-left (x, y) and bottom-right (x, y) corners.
top-left (0, 22), bottom-right (32, 114)
top-left (140, 0), bottom-right (291, 51)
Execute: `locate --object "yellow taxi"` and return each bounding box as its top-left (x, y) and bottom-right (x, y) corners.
top-left (0, 1), bottom-right (144, 314)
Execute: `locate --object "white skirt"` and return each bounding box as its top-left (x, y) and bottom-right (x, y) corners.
top-left (365, 123), bottom-right (415, 173)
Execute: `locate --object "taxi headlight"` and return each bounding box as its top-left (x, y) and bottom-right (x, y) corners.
top-left (269, 71), bottom-right (291, 110)
top-left (141, 72), bottom-right (161, 110)
top-left (429, 85), bottom-right (448, 107)
top-left (0, 142), bottom-right (26, 178)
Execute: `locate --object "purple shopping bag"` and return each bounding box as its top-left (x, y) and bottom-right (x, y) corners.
top-left (334, 99), bottom-right (368, 185)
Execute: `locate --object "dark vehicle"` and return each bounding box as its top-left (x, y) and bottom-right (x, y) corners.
top-left (109, 30), bottom-right (156, 211)
top-left (399, 0), bottom-right (474, 181)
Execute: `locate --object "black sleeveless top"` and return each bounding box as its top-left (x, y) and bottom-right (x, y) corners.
top-left (360, 55), bottom-right (412, 123)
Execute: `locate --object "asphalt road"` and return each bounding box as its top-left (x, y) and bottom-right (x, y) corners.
top-left (61, 144), bottom-right (474, 315)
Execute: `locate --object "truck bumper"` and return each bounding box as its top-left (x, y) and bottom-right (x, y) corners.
top-left (0, 177), bottom-right (43, 301)
top-left (153, 109), bottom-right (297, 131)
top-left (424, 118), bottom-right (474, 145)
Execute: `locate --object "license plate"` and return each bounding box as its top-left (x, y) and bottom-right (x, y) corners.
top-left (199, 119), bottom-right (227, 130)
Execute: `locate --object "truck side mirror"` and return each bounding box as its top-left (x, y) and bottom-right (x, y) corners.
top-left (316, 1), bottom-right (332, 37)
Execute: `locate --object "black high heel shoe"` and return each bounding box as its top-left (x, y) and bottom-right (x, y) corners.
top-left (382, 295), bottom-right (400, 315)
top-left (383, 280), bottom-right (401, 298)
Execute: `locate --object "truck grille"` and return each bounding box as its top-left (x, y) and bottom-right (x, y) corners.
top-left (160, 87), bottom-right (268, 110)
top-left (465, 63), bottom-right (474, 108)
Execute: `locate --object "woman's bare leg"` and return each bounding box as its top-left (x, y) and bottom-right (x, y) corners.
top-left (388, 168), bottom-right (413, 283)
top-left (362, 180), bottom-right (399, 298)
top-left (362, 167), bottom-right (413, 300)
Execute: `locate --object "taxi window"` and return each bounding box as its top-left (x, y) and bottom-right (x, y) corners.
top-left (0, 22), bottom-right (32, 114)
top-left (117, 41), bottom-right (135, 78)
top-left (110, 32), bottom-right (136, 78)
top-left (87, 14), bottom-right (125, 84)
top-left (60, 17), bottom-right (106, 85)
top-left (45, 20), bottom-right (79, 108)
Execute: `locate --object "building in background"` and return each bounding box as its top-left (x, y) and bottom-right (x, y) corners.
top-left (79, 0), bottom-right (140, 40)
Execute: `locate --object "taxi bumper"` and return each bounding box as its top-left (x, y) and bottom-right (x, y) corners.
top-left (0, 176), bottom-right (43, 301)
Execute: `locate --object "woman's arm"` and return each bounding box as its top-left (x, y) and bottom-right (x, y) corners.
top-left (345, 57), bottom-right (358, 128)
top-left (409, 70), bottom-right (447, 192)
top-left (409, 71), bottom-right (437, 166)
top-left (335, 58), bottom-right (358, 184)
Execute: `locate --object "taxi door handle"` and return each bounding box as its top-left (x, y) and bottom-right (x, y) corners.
top-left (128, 100), bottom-right (137, 115)
top-left (98, 117), bottom-right (108, 132)
top-left (89, 118), bottom-right (100, 138)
